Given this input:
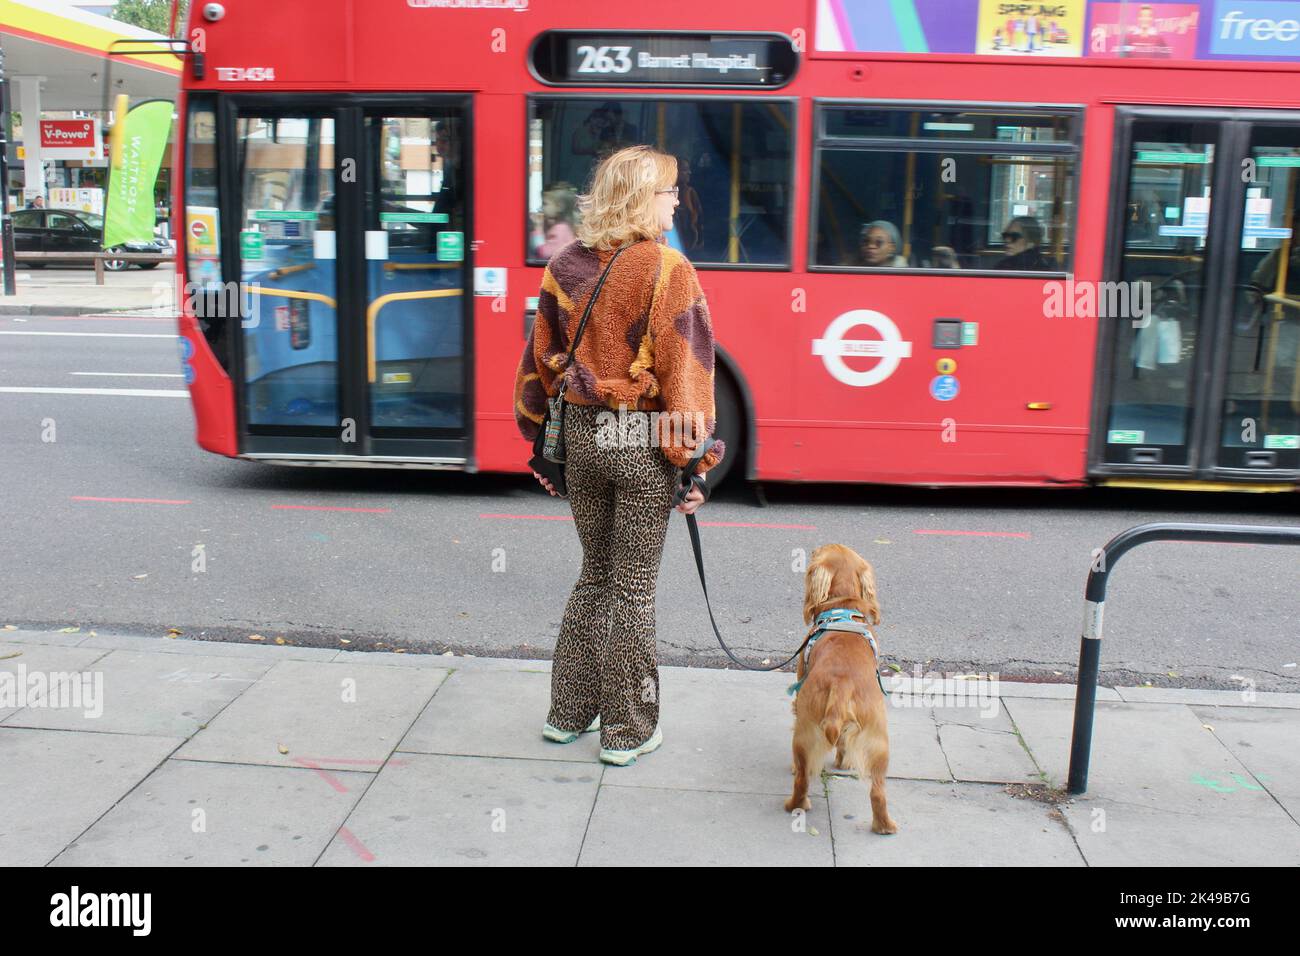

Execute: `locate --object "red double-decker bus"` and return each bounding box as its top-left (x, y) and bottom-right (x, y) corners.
top-left (169, 0), bottom-right (1300, 490)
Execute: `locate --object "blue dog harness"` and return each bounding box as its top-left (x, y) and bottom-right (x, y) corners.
top-left (787, 607), bottom-right (884, 696)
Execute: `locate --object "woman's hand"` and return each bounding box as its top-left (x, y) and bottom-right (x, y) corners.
top-left (533, 471), bottom-right (560, 496)
top-left (674, 481), bottom-right (705, 515)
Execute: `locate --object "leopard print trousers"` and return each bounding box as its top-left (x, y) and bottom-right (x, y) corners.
top-left (547, 403), bottom-right (680, 751)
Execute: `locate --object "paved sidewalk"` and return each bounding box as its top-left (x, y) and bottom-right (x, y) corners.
top-left (2, 627), bottom-right (1297, 866)
top-left (0, 272), bottom-right (174, 315)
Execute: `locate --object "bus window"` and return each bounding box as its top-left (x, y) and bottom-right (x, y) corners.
top-left (812, 104), bottom-right (1078, 272)
top-left (527, 97), bottom-right (794, 268)
top-left (235, 114), bottom-right (339, 428)
top-left (1222, 128), bottom-right (1300, 466)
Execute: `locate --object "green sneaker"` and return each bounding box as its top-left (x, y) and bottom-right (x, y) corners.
top-left (542, 716), bottom-right (600, 744)
top-left (599, 725), bottom-right (663, 766)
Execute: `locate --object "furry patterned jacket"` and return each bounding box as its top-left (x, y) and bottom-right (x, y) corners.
top-left (513, 237), bottom-right (725, 476)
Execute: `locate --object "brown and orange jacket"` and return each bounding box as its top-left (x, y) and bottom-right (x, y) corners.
top-left (513, 238), bottom-right (725, 475)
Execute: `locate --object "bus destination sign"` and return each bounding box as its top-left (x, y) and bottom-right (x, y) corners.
top-left (532, 32), bottom-right (798, 88)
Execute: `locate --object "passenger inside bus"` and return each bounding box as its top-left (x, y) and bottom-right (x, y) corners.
top-left (995, 216), bottom-right (1057, 270)
top-left (570, 102), bottom-right (641, 158)
top-left (852, 220), bottom-right (908, 267)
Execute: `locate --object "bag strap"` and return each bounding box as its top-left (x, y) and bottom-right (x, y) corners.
top-left (561, 241), bottom-right (639, 392)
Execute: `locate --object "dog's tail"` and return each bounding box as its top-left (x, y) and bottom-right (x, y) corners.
top-left (821, 686), bottom-right (855, 747)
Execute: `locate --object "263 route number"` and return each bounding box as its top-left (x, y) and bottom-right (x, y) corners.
top-left (574, 46), bottom-right (633, 74)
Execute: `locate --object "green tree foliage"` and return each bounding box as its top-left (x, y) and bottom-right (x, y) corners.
top-left (111, 0), bottom-right (190, 37)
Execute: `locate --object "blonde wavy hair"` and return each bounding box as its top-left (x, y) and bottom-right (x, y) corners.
top-left (575, 145), bottom-right (677, 250)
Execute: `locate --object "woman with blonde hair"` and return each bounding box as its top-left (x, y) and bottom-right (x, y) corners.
top-left (513, 144), bottom-right (725, 766)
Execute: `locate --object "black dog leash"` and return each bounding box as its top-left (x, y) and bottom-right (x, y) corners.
top-left (674, 439), bottom-right (811, 672)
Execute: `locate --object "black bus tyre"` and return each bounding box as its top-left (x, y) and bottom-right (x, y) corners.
top-left (707, 370), bottom-right (743, 491)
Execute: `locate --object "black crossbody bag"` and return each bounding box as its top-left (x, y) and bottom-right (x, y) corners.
top-left (527, 242), bottom-right (637, 497)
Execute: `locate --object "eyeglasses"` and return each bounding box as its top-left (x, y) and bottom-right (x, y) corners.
top-left (656, 187), bottom-right (679, 197)
top-left (1002, 231), bottom-right (1024, 242)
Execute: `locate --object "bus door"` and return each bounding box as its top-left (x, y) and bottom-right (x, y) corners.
top-left (229, 97), bottom-right (471, 463)
top-left (1094, 108), bottom-right (1300, 482)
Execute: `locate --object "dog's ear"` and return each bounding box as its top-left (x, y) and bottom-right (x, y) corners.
top-left (804, 560), bottom-right (833, 625)
top-left (859, 561), bottom-right (881, 625)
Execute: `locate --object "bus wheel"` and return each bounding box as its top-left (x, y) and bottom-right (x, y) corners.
top-left (707, 371), bottom-right (743, 491)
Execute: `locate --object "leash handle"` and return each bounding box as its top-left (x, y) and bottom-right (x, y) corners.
top-left (673, 436), bottom-right (715, 507)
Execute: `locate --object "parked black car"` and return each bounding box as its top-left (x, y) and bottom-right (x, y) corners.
top-left (11, 208), bottom-right (167, 271)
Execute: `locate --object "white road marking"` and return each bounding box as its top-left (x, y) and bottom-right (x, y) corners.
top-left (0, 387), bottom-right (188, 398)
top-left (71, 372), bottom-right (184, 378)
top-left (0, 331), bottom-right (175, 338)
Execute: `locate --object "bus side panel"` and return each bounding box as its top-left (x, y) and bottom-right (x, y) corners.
top-left (178, 310), bottom-right (239, 458)
top-left (474, 92), bottom-right (532, 475)
top-left (785, 275), bottom-right (1093, 485)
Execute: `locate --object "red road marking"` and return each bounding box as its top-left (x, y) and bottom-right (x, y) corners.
top-left (293, 758), bottom-right (350, 794)
top-left (71, 496), bottom-right (191, 505)
top-left (272, 504), bottom-right (391, 514)
top-left (699, 520), bottom-right (817, 530)
top-left (336, 826), bottom-right (376, 863)
top-left (913, 529), bottom-right (1031, 539)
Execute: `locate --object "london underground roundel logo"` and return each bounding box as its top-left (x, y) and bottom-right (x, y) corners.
top-left (812, 310), bottom-right (913, 387)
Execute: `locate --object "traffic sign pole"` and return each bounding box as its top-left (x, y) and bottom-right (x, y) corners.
top-left (0, 43), bottom-right (16, 297)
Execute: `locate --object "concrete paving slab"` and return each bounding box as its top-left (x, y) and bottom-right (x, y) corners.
top-left (330, 650), bottom-right (460, 669)
top-left (598, 670), bottom-right (810, 795)
top-left (317, 753), bottom-right (599, 866)
top-left (51, 759), bottom-right (370, 866)
top-left (0, 629), bottom-right (91, 648)
top-left (3, 651), bottom-right (270, 737)
top-left (1, 644), bottom-right (113, 723)
top-left (934, 710), bottom-right (1043, 784)
top-left (176, 659), bottom-right (448, 771)
top-left (1004, 697), bottom-right (1283, 814)
top-left (887, 676), bottom-right (1120, 702)
top-left (399, 668), bottom-right (602, 763)
top-left (880, 706), bottom-right (953, 781)
top-left (1190, 705), bottom-right (1300, 820)
top-left (578, 784), bottom-right (834, 866)
top-left (1115, 686), bottom-right (1300, 708)
top-left (0, 728), bottom-right (182, 866)
top-left (827, 777), bottom-right (1084, 866)
top-left (1064, 798), bottom-right (1300, 866)
top-left (78, 634), bottom-right (342, 661)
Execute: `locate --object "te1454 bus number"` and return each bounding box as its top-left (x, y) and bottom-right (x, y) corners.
top-left (574, 46), bottom-right (633, 74)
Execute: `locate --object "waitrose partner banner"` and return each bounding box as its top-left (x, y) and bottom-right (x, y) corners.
top-left (103, 99), bottom-right (173, 250)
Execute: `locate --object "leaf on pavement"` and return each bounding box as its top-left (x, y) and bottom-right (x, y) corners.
top-left (277, 744), bottom-right (289, 754)
top-left (2, 625), bottom-right (17, 631)
top-left (0, 651), bottom-right (22, 661)
top-left (274, 637), bottom-right (286, 645)
top-left (248, 634), bottom-right (266, 642)
top-left (58, 627), bottom-right (81, 634)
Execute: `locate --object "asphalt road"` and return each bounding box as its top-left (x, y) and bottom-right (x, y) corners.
top-left (2, 312), bottom-right (1297, 690)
